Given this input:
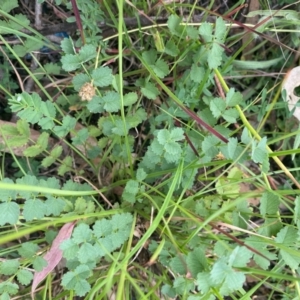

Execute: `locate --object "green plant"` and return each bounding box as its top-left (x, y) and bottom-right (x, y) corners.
top-left (1, 0), bottom-right (300, 299)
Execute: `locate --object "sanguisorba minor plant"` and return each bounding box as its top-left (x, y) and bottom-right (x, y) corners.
top-left (1, 0), bottom-right (300, 299)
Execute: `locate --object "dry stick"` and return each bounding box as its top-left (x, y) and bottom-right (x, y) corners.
top-left (24, 1), bottom-right (43, 93)
top-left (73, 175), bottom-right (113, 208)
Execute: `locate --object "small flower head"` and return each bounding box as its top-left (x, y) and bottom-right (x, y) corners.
top-left (79, 82), bottom-right (96, 101)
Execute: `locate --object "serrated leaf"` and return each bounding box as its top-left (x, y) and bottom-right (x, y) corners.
top-left (58, 156), bottom-right (73, 176)
top-left (61, 54), bottom-right (81, 71)
top-left (226, 88), bottom-right (242, 106)
top-left (275, 226), bottom-right (297, 245)
top-left (87, 95), bottom-right (105, 113)
top-left (127, 108), bottom-right (147, 127)
top-left (170, 256), bottom-right (186, 275)
top-left (72, 223), bottom-right (93, 244)
top-left (74, 279), bottom-right (91, 297)
top-left (170, 127), bottom-right (184, 141)
top-left (92, 66), bottom-right (113, 87)
top-left (216, 176), bottom-right (240, 198)
top-left (252, 137), bottom-right (268, 163)
top-left (72, 73), bottom-right (90, 91)
top-left (23, 199), bottom-right (46, 221)
top-left (202, 135), bottom-right (219, 158)
top-left (0, 202), bottom-right (20, 225)
top-left (0, 260), bottom-right (20, 276)
top-left (23, 132), bottom-right (49, 157)
top-left (2, 0), bottom-right (18, 12)
top-left (220, 270), bottom-right (245, 296)
top-left (61, 265), bottom-right (91, 296)
top-left (0, 14), bottom-right (29, 35)
top-left (164, 150), bottom-right (181, 163)
top-left (197, 108), bottom-right (217, 126)
top-left (152, 59), bottom-right (169, 78)
top-left (18, 242), bottom-right (39, 258)
top-left (161, 284), bottom-right (176, 298)
top-left (260, 191), bottom-right (279, 216)
top-left (100, 118), bottom-right (114, 136)
top-left (165, 40), bottom-right (179, 56)
top-left (150, 139), bottom-right (164, 155)
top-left (111, 213), bottom-right (133, 230)
top-left (190, 64), bottom-right (205, 83)
top-left (53, 115), bottom-right (77, 138)
top-left (261, 156), bottom-right (270, 173)
top-left (13, 39), bottom-right (44, 57)
top-left (45, 196), bottom-right (66, 216)
top-left (228, 246), bottom-right (252, 268)
top-left (136, 168), bottom-right (147, 181)
top-left (164, 141), bottom-right (181, 155)
top-left (74, 197), bottom-right (88, 213)
top-left (16, 119), bottom-right (31, 137)
top-left (208, 43), bottom-right (224, 69)
top-left (142, 49), bottom-right (157, 65)
top-left (102, 91), bottom-right (120, 112)
top-left (78, 243), bottom-right (98, 263)
top-left (168, 15), bottom-right (183, 36)
top-left (32, 256), bottom-right (47, 272)
top-left (253, 249), bottom-right (276, 270)
top-left (141, 81), bottom-right (160, 100)
top-left (157, 129), bottom-right (170, 145)
top-left (0, 178), bottom-right (17, 202)
top-left (51, 145), bottom-right (63, 159)
top-left (279, 250), bottom-right (300, 270)
top-left (123, 180), bottom-right (139, 203)
top-left (72, 128), bottom-right (88, 146)
top-left (0, 282), bottom-right (19, 296)
top-left (241, 127), bottom-right (251, 144)
top-left (186, 26), bottom-right (199, 39)
top-left (111, 119), bottom-right (129, 136)
top-left (186, 248), bottom-right (207, 277)
top-left (42, 156), bottom-right (55, 168)
top-left (93, 218), bottom-right (112, 238)
top-left (214, 17), bottom-right (227, 41)
top-left (125, 179), bottom-right (139, 195)
top-left (60, 239), bottom-right (79, 260)
top-left (40, 177), bottom-right (61, 189)
top-left (173, 277), bottom-right (194, 295)
top-left (199, 22), bottom-right (213, 43)
top-left (223, 108), bottom-right (239, 123)
top-left (225, 137), bottom-right (238, 159)
top-left (123, 92), bottom-right (138, 106)
top-left (141, 148), bottom-right (161, 169)
top-left (39, 101), bottom-right (56, 129)
top-left (60, 38), bottom-right (75, 55)
top-left (17, 269), bottom-right (33, 285)
top-left (78, 44), bottom-right (96, 63)
top-left (210, 260), bottom-right (229, 284)
top-left (196, 272), bottom-right (212, 294)
top-left (210, 98), bottom-right (226, 118)
top-left (43, 63), bottom-right (61, 75)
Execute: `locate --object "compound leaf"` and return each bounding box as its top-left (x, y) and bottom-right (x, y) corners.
top-left (0, 202), bottom-right (20, 225)
top-left (92, 66), bottom-right (113, 87)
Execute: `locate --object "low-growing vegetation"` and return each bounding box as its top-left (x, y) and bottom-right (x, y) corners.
top-left (1, 0), bottom-right (300, 299)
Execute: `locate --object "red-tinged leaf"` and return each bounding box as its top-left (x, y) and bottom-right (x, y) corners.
top-left (31, 221), bottom-right (76, 297)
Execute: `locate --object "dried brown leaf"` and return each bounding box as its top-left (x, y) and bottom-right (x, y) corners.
top-left (31, 222), bottom-right (76, 297)
top-left (282, 66), bottom-right (300, 121)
